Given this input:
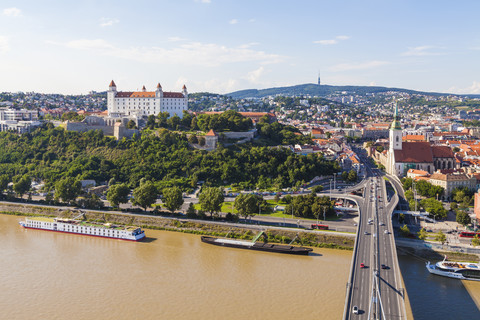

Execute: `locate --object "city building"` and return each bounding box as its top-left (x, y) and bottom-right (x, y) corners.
top-left (107, 81), bottom-right (188, 118)
top-left (386, 103), bottom-right (456, 177)
top-left (0, 108), bottom-right (41, 133)
top-left (428, 172), bottom-right (476, 200)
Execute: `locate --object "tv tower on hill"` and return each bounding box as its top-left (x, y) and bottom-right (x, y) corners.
top-left (317, 71), bottom-right (321, 85)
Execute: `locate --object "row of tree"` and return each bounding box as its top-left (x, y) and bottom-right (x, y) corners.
top-left (146, 110), bottom-right (253, 133)
top-left (285, 193), bottom-right (335, 219)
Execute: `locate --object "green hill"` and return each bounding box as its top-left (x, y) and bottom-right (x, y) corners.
top-left (226, 83), bottom-right (462, 99)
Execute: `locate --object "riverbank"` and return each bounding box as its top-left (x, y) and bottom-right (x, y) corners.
top-left (396, 239), bottom-right (480, 262)
top-left (0, 202), bottom-right (354, 250)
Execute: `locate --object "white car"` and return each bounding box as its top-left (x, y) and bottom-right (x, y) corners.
top-left (384, 230), bottom-right (389, 234)
top-left (352, 306), bottom-right (359, 314)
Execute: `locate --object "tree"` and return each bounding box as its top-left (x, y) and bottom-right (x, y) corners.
top-left (0, 174), bottom-right (9, 193)
top-left (420, 198), bottom-right (447, 220)
top-left (188, 134), bottom-right (198, 144)
top-left (198, 136), bottom-right (206, 146)
top-left (418, 228), bottom-right (428, 240)
top-left (400, 224), bottom-right (410, 237)
top-left (162, 186), bottom-right (184, 213)
top-left (472, 235), bottom-right (480, 247)
top-left (435, 230), bottom-right (446, 245)
top-left (456, 210), bottom-right (471, 226)
top-left (347, 169), bottom-right (357, 182)
top-left (55, 177), bottom-right (81, 204)
top-left (311, 185), bottom-right (324, 193)
top-left (146, 115), bottom-right (156, 129)
top-left (107, 183), bottom-right (130, 208)
top-left (234, 193), bottom-right (259, 222)
top-left (13, 176), bottom-right (31, 199)
top-left (198, 187), bottom-right (224, 218)
top-left (132, 181), bottom-right (158, 211)
top-left (126, 119), bottom-right (137, 129)
top-left (77, 193), bottom-right (104, 209)
top-left (186, 203), bottom-right (197, 218)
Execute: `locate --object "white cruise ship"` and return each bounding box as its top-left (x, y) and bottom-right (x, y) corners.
top-left (426, 257), bottom-right (480, 281)
top-left (19, 217), bottom-right (145, 241)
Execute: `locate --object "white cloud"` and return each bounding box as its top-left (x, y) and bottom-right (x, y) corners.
top-left (245, 66), bottom-right (265, 84)
top-left (401, 46), bottom-right (444, 56)
top-left (3, 7), bottom-right (21, 17)
top-left (99, 18), bottom-right (119, 27)
top-left (0, 36), bottom-right (10, 53)
top-left (229, 19), bottom-right (238, 25)
top-left (238, 42), bottom-right (260, 49)
top-left (314, 35), bottom-right (350, 45)
top-left (51, 38), bottom-right (285, 67)
top-left (448, 81), bottom-right (480, 94)
top-left (330, 60), bottom-right (390, 72)
top-left (194, 0), bottom-right (211, 3)
top-left (314, 39), bottom-right (338, 45)
top-left (168, 37), bottom-right (187, 42)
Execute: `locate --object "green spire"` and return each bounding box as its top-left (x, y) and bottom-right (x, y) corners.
top-left (391, 101), bottom-right (401, 130)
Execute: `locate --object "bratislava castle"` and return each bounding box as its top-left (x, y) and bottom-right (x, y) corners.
top-left (107, 80), bottom-right (188, 118)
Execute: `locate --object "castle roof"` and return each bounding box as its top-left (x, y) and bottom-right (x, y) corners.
top-left (115, 91), bottom-right (184, 98)
top-left (109, 80), bottom-right (116, 87)
top-left (205, 129), bottom-right (217, 137)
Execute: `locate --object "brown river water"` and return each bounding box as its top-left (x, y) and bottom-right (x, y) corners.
top-left (0, 215), bottom-right (351, 320)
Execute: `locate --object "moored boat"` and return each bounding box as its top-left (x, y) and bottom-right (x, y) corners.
top-left (19, 216), bottom-right (145, 241)
top-left (200, 233), bottom-right (313, 255)
top-left (426, 256), bottom-right (480, 281)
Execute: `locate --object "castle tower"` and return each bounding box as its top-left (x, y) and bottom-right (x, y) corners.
top-left (155, 83), bottom-right (163, 98)
top-left (182, 84), bottom-right (188, 98)
top-left (107, 80), bottom-right (117, 116)
top-left (142, 85), bottom-right (146, 92)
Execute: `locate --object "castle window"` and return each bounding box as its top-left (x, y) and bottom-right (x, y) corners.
top-left (396, 136), bottom-right (399, 142)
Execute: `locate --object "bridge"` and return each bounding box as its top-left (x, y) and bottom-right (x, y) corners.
top-left (343, 150), bottom-right (408, 319)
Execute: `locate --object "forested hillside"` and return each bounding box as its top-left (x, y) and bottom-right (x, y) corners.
top-left (0, 124), bottom-right (338, 192)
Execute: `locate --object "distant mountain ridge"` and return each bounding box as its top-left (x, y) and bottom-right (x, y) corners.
top-left (226, 83), bottom-right (477, 99)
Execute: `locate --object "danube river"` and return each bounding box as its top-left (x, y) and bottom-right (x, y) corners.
top-left (0, 215), bottom-right (351, 320)
top-left (398, 252), bottom-right (480, 319)
top-left (3, 214), bottom-right (480, 319)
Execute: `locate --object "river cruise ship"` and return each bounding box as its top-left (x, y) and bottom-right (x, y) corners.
top-left (426, 258), bottom-right (480, 281)
top-left (19, 217), bottom-right (145, 241)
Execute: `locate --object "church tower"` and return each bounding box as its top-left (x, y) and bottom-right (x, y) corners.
top-left (387, 101), bottom-right (402, 176)
top-left (389, 101), bottom-right (402, 151)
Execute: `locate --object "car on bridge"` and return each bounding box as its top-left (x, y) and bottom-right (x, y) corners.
top-left (352, 306), bottom-right (359, 314)
top-left (360, 263), bottom-right (365, 268)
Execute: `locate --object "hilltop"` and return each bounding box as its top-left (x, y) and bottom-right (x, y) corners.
top-left (226, 83), bottom-right (477, 99)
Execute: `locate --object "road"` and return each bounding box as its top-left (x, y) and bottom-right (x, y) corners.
top-left (344, 148), bottom-right (406, 320)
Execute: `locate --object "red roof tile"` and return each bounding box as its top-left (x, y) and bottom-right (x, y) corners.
top-left (394, 142), bottom-right (433, 163)
top-left (431, 146), bottom-right (454, 158)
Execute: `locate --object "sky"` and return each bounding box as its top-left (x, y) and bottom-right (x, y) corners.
top-left (1, 0), bottom-right (480, 95)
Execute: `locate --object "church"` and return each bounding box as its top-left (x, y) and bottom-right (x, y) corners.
top-left (107, 80), bottom-right (188, 118)
top-left (386, 103), bottom-right (456, 177)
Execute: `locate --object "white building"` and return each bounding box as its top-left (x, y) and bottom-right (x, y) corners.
top-left (107, 80), bottom-right (188, 118)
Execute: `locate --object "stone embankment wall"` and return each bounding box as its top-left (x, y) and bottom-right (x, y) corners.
top-left (0, 202), bottom-right (354, 249)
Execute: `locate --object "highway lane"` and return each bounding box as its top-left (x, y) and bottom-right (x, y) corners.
top-left (345, 148), bottom-right (406, 320)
